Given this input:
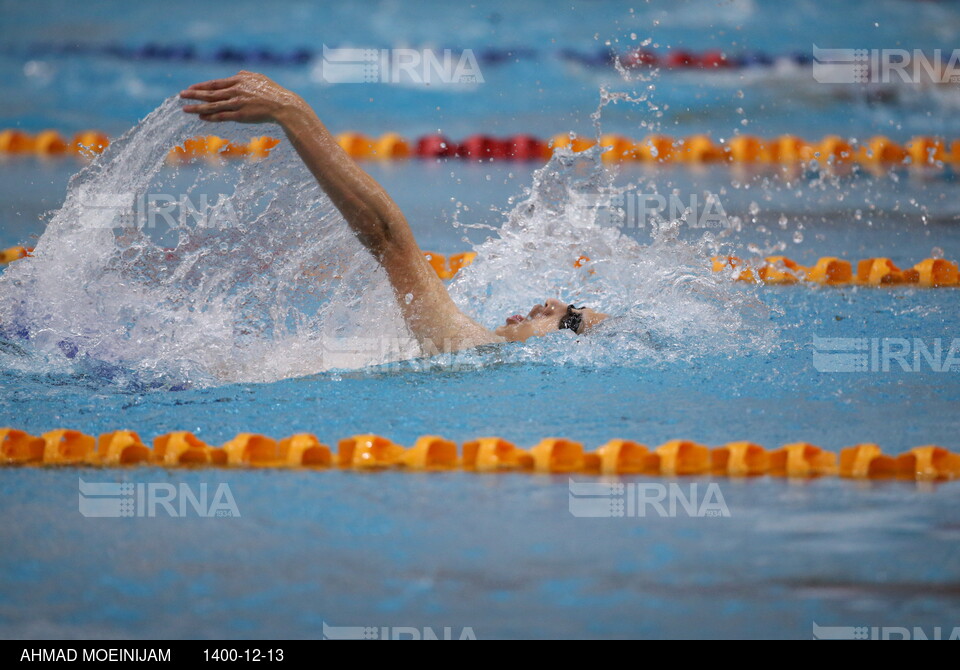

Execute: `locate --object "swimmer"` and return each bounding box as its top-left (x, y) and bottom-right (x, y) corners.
top-left (180, 71), bottom-right (608, 353)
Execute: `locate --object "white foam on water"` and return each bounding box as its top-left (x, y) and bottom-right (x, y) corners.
top-left (0, 97), bottom-right (412, 387)
top-left (448, 143), bottom-right (775, 368)
top-left (0, 96), bottom-right (775, 388)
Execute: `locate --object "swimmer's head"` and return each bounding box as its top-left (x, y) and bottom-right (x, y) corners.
top-left (494, 298), bottom-right (609, 342)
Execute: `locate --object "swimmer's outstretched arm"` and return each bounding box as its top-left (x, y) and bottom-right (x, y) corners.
top-left (180, 71), bottom-right (497, 351)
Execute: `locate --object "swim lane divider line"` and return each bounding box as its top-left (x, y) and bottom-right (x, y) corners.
top-left (2, 130), bottom-right (959, 167)
top-left (13, 42), bottom-right (818, 72)
top-left (4, 247), bottom-right (957, 289)
top-left (1, 429), bottom-right (958, 480)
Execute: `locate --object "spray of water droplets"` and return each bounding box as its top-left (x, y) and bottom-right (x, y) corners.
top-left (0, 96), bottom-right (775, 388)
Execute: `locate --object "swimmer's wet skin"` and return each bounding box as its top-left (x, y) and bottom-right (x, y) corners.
top-left (180, 71), bottom-right (609, 353)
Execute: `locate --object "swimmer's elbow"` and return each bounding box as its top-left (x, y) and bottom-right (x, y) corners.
top-left (338, 191), bottom-right (411, 258)
top-left (352, 211), bottom-right (403, 257)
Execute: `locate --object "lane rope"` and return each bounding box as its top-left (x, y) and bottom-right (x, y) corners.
top-left (712, 256), bottom-right (960, 287)
top-left (3, 247), bottom-right (957, 288)
top-left (1, 428), bottom-right (957, 480)
top-left (3, 130), bottom-right (959, 168)
top-left (11, 43), bottom-right (818, 71)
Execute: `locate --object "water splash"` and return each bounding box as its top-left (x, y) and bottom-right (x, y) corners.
top-left (0, 96), bottom-right (774, 388)
top-left (0, 97), bottom-right (412, 387)
top-left (449, 144), bottom-right (775, 367)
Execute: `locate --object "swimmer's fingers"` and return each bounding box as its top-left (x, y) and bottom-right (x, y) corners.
top-left (179, 87), bottom-right (236, 103)
top-left (182, 100), bottom-right (242, 116)
top-left (182, 75), bottom-right (241, 92)
top-left (180, 72), bottom-right (279, 123)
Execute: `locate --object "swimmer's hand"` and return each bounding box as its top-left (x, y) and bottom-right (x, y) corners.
top-left (179, 71), bottom-right (304, 124)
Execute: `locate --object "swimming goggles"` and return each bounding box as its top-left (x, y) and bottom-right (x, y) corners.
top-left (559, 304), bottom-right (585, 334)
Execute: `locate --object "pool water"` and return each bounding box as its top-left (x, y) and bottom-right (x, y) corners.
top-left (1, 0), bottom-right (959, 640)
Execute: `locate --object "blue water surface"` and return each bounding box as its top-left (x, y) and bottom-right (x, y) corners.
top-left (1, 0), bottom-right (959, 640)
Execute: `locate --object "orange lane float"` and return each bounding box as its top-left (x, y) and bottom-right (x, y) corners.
top-left (550, 134), bottom-right (596, 153)
top-left (895, 446), bottom-right (960, 481)
top-left (278, 434), bottom-right (332, 468)
top-left (530, 438), bottom-right (598, 474)
top-left (0, 129), bottom-right (34, 153)
top-left (805, 257), bottom-right (853, 285)
top-left (906, 136), bottom-right (945, 166)
top-left (860, 136), bottom-right (907, 164)
top-left (154, 431), bottom-right (226, 466)
top-left (727, 135), bottom-right (766, 163)
top-left (0, 246), bottom-right (31, 264)
top-left (399, 435), bottom-right (459, 470)
top-left (655, 440), bottom-right (711, 476)
top-left (768, 443), bottom-right (838, 478)
top-left (758, 256), bottom-right (806, 284)
top-left (97, 430), bottom-right (151, 466)
top-left (0, 428), bottom-right (957, 481)
top-left (374, 132), bottom-right (411, 159)
top-left (676, 134), bottom-right (725, 163)
top-left (247, 135), bottom-right (281, 158)
top-left (856, 258), bottom-right (913, 285)
top-left (422, 251), bottom-right (451, 280)
top-left (202, 135), bottom-right (249, 158)
top-left (595, 439), bottom-right (656, 475)
top-left (168, 135), bottom-right (252, 162)
top-left (913, 259), bottom-right (959, 287)
top-left (0, 428), bottom-right (45, 464)
top-left (839, 444), bottom-right (898, 479)
top-left (421, 251), bottom-right (476, 280)
top-left (222, 433), bottom-right (280, 467)
top-left (711, 441), bottom-right (769, 477)
top-left (599, 134), bottom-right (637, 162)
top-left (34, 130), bottom-right (69, 155)
top-left (815, 135), bottom-right (854, 163)
top-left (711, 255), bottom-right (756, 281)
top-left (336, 132), bottom-right (375, 160)
top-left (42, 429), bottom-right (95, 464)
top-left (461, 437), bottom-right (534, 472)
top-left (769, 135), bottom-right (809, 163)
top-left (337, 434), bottom-right (405, 469)
top-left (635, 134), bottom-right (675, 162)
top-left (71, 131), bottom-right (110, 155)
top-left (447, 251), bottom-right (476, 276)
